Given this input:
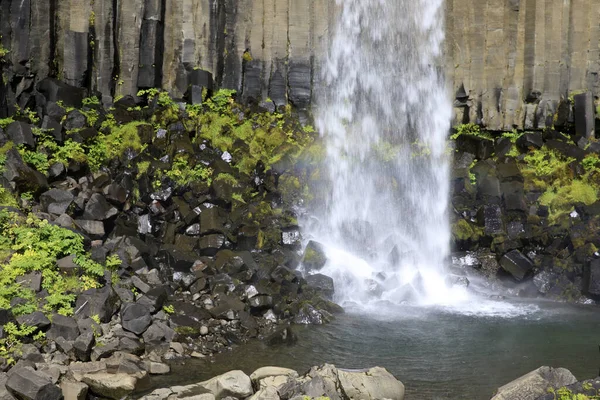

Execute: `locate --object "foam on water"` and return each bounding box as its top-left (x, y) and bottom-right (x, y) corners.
top-left (306, 0), bottom-right (537, 318)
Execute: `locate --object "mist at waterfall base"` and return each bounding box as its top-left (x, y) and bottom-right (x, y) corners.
top-left (303, 0), bottom-right (530, 316)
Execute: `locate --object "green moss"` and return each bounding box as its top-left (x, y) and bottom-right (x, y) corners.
top-left (452, 219), bottom-right (482, 241)
top-left (174, 326), bottom-right (199, 335)
top-left (539, 180), bottom-right (598, 221)
top-left (214, 173), bottom-right (238, 186)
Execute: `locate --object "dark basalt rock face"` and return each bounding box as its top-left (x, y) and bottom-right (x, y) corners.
top-left (450, 113), bottom-right (600, 303)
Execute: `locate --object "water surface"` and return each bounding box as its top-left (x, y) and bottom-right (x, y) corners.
top-left (152, 301), bottom-right (600, 400)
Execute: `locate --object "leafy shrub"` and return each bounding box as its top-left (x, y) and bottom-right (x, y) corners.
top-left (0, 211), bottom-right (116, 316)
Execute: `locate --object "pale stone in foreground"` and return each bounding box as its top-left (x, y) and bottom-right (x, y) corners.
top-left (491, 366), bottom-right (577, 400)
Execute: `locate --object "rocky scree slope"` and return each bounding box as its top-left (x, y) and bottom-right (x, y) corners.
top-left (0, 77), bottom-right (341, 398)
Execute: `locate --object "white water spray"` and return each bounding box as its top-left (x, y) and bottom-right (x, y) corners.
top-left (305, 0), bottom-right (539, 316)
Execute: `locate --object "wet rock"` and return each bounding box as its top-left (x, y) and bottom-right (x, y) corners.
top-left (248, 296), bottom-right (273, 311)
top-left (121, 303), bottom-right (152, 335)
top-left (47, 314), bottom-right (80, 341)
top-left (445, 275), bottom-right (470, 289)
top-left (200, 207), bottom-right (225, 235)
top-left (302, 241), bottom-right (327, 273)
top-left (281, 228), bottom-right (301, 247)
top-left (198, 234), bottom-right (225, 256)
top-left (491, 366), bottom-right (577, 400)
top-left (476, 204), bottom-right (504, 236)
top-left (500, 250), bottom-right (534, 281)
top-left (6, 368), bottom-right (62, 400)
top-left (583, 258), bottom-right (600, 297)
top-left (293, 304), bottom-right (332, 325)
top-left (305, 274), bottom-right (335, 299)
top-left (103, 184), bottom-right (127, 204)
top-left (533, 270), bottom-right (557, 294)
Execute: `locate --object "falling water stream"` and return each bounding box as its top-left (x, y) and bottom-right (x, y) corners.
top-left (303, 0), bottom-right (538, 316)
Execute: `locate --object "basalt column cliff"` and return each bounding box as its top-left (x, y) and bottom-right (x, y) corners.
top-left (1, 0), bottom-right (599, 129)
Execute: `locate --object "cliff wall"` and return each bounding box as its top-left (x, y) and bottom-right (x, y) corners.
top-left (1, 0), bottom-right (599, 129)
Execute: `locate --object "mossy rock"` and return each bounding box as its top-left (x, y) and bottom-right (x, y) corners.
top-left (451, 219), bottom-right (483, 250)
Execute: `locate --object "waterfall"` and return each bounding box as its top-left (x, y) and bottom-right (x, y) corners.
top-left (306, 0), bottom-right (459, 306)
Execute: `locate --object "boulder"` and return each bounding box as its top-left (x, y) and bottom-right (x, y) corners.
top-left (305, 274), bottom-right (335, 299)
top-left (338, 366), bottom-right (405, 400)
top-left (47, 314), bottom-right (80, 341)
top-left (6, 121), bottom-right (35, 148)
top-left (73, 332), bottom-right (95, 362)
top-left (198, 370), bottom-right (253, 399)
top-left (83, 194), bottom-right (118, 221)
top-left (60, 381), bottom-right (88, 400)
top-left (16, 312), bottom-right (50, 330)
top-left (491, 366), bottom-right (577, 400)
top-left (248, 386), bottom-right (279, 400)
top-left (121, 303), bottom-right (152, 335)
top-left (2, 149), bottom-right (48, 193)
top-left (500, 250), bottom-right (534, 281)
top-left (302, 241), bottom-right (327, 272)
top-left (74, 286), bottom-right (121, 323)
top-left (37, 78), bottom-right (85, 108)
top-left (250, 367), bottom-right (298, 384)
top-left (81, 373), bottom-right (136, 400)
top-left (6, 367), bottom-right (62, 400)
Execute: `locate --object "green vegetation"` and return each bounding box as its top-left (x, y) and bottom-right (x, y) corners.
top-left (0, 210), bottom-right (119, 317)
top-left (163, 154), bottom-right (213, 187)
top-left (450, 123), bottom-right (492, 140)
top-left (0, 117), bottom-right (14, 129)
top-left (547, 385), bottom-right (600, 400)
top-left (162, 304), bottom-right (175, 314)
top-left (518, 146), bottom-right (600, 221)
top-left (186, 89), bottom-right (315, 176)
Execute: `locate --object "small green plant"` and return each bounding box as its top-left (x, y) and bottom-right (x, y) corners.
top-left (164, 154), bottom-right (213, 186)
top-left (162, 304), bottom-right (175, 314)
top-left (450, 123), bottom-right (491, 140)
top-left (0, 117), bottom-right (14, 129)
top-left (18, 146), bottom-right (50, 175)
top-left (582, 154), bottom-right (600, 172)
top-left (0, 211), bottom-right (118, 317)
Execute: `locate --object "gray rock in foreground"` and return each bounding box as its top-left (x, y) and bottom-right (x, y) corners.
top-left (140, 364), bottom-right (404, 400)
top-left (491, 366), bottom-right (577, 400)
